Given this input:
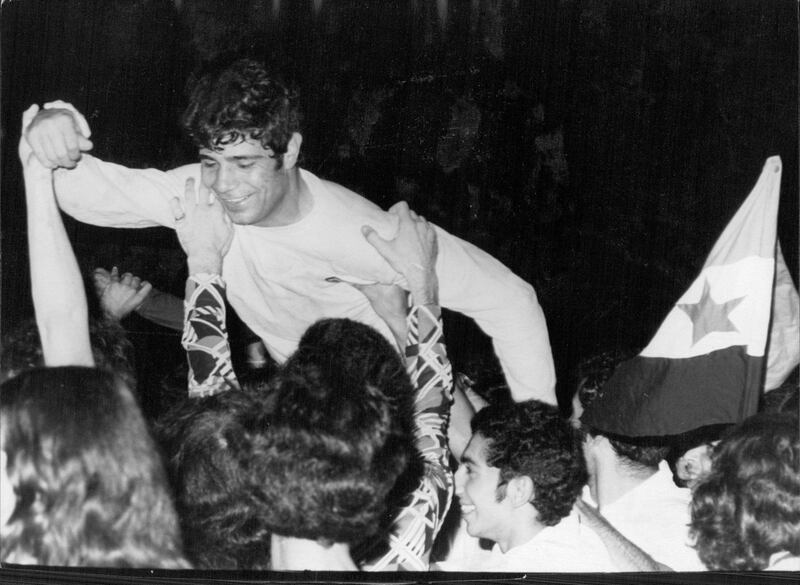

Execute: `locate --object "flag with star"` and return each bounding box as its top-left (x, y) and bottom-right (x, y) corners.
top-left (582, 156), bottom-right (783, 436)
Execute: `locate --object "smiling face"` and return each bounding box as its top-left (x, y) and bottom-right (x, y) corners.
top-left (199, 134), bottom-right (302, 227)
top-left (454, 432), bottom-right (515, 547)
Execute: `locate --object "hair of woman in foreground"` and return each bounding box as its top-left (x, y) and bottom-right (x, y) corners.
top-left (0, 366), bottom-right (189, 568)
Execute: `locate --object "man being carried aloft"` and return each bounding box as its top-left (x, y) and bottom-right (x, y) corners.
top-left (22, 59), bottom-right (555, 404)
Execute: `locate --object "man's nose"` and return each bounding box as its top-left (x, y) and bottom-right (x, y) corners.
top-left (213, 166), bottom-right (236, 194)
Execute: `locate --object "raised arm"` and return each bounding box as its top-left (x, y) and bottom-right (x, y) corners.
top-left (358, 203), bottom-right (454, 571)
top-left (171, 179), bottom-right (239, 397)
top-left (20, 105), bottom-right (93, 367)
top-left (22, 102), bottom-right (191, 229)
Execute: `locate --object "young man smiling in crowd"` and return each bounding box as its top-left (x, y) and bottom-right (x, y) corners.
top-left (438, 400), bottom-right (616, 572)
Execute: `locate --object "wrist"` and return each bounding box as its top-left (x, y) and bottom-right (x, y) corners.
top-left (21, 152), bottom-right (53, 177)
top-left (409, 272), bottom-right (439, 306)
top-left (187, 254), bottom-right (222, 275)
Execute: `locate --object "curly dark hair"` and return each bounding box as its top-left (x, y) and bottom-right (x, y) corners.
top-left (155, 388), bottom-right (274, 570)
top-left (471, 399), bottom-right (587, 527)
top-left (574, 347), bottom-right (638, 413)
top-left (182, 59), bottom-right (301, 163)
top-left (259, 318), bottom-right (418, 545)
top-left (0, 367), bottom-right (188, 568)
top-left (689, 412), bottom-right (800, 570)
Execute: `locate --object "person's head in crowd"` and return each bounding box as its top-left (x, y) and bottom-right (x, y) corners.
top-left (573, 349), bottom-right (670, 504)
top-left (0, 366), bottom-right (188, 567)
top-left (181, 59), bottom-right (304, 228)
top-left (581, 429), bottom-right (671, 504)
top-left (690, 412), bottom-right (800, 570)
top-left (156, 389), bottom-right (273, 570)
top-left (454, 399), bottom-right (586, 552)
top-left (261, 318), bottom-right (419, 568)
top-left (1, 317), bottom-right (136, 392)
top-left (666, 353), bottom-right (795, 491)
top-left (570, 347), bottom-right (638, 427)
top-left (666, 423), bottom-right (731, 489)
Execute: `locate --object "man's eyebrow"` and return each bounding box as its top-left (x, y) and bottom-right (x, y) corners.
top-left (460, 454), bottom-right (477, 466)
top-left (227, 154), bottom-right (266, 161)
top-left (198, 153), bottom-right (267, 161)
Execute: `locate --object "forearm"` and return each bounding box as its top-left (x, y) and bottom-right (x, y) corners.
top-left (25, 168), bottom-right (93, 366)
top-left (366, 303), bottom-right (453, 572)
top-left (577, 500), bottom-right (673, 572)
top-left (447, 383), bottom-right (476, 461)
top-left (406, 302), bottom-right (453, 467)
top-left (135, 288), bottom-right (185, 331)
top-left (182, 273), bottom-right (239, 397)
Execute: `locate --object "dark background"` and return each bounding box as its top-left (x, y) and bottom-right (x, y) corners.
top-left (1, 0), bottom-right (797, 411)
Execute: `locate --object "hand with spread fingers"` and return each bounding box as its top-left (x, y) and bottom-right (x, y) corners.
top-left (170, 178), bottom-right (233, 275)
top-left (361, 201), bottom-right (439, 306)
top-left (92, 266), bottom-right (153, 321)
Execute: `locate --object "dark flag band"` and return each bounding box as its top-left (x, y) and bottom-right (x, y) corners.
top-left (581, 345), bottom-right (763, 437)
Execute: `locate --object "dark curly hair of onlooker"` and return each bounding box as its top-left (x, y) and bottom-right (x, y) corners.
top-left (155, 388), bottom-right (274, 570)
top-left (0, 367), bottom-right (188, 568)
top-left (690, 412), bottom-right (800, 570)
top-left (471, 399), bottom-right (587, 527)
top-left (573, 347), bottom-right (639, 414)
top-left (182, 58), bottom-right (301, 164)
top-left (259, 318), bottom-right (419, 546)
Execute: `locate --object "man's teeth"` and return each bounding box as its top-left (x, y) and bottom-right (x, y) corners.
top-left (225, 195), bottom-right (249, 205)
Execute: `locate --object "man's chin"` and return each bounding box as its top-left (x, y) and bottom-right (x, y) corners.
top-left (225, 210), bottom-right (256, 225)
top-left (463, 519), bottom-right (481, 538)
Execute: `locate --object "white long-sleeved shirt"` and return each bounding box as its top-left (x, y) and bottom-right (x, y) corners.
top-left (53, 156), bottom-right (556, 403)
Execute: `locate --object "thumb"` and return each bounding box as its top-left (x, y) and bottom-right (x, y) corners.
top-left (77, 135), bottom-right (94, 152)
top-left (92, 268), bottom-right (111, 284)
top-left (21, 104), bottom-right (40, 131)
top-left (361, 224), bottom-right (392, 257)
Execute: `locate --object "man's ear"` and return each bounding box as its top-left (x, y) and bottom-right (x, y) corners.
top-left (282, 132), bottom-right (302, 170)
top-left (506, 476), bottom-right (534, 508)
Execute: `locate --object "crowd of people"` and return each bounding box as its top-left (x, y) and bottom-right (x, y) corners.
top-left (1, 59), bottom-right (797, 572)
